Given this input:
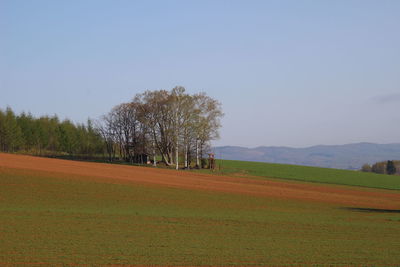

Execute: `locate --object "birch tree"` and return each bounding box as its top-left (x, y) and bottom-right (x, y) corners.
top-left (97, 87), bottom-right (223, 168)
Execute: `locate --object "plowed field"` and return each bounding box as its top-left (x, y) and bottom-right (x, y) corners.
top-left (1, 153), bottom-right (400, 265)
top-left (1, 153), bottom-right (399, 209)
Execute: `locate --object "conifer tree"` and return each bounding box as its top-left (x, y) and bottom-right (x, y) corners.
top-left (386, 160), bottom-right (396, 175)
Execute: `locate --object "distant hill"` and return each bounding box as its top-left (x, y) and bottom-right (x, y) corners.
top-left (214, 143), bottom-right (400, 170)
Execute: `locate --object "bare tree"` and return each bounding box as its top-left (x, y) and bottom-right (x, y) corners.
top-left (141, 90), bottom-right (175, 165)
top-left (97, 87), bottom-right (223, 169)
top-left (96, 113), bottom-right (117, 162)
top-left (192, 93), bottom-right (223, 168)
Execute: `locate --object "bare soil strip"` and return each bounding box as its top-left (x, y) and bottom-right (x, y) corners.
top-left (1, 153), bottom-right (399, 209)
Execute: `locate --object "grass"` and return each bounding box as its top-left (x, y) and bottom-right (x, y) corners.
top-left (1, 166), bottom-right (400, 265)
top-left (196, 159), bottom-right (400, 190)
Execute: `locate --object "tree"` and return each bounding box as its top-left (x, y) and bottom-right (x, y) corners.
top-left (386, 160), bottom-right (396, 175)
top-left (85, 119), bottom-right (104, 156)
top-left (96, 112), bottom-right (117, 162)
top-left (0, 107), bottom-right (23, 152)
top-left (171, 86), bottom-right (190, 170)
top-left (97, 87), bottom-right (224, 168)
top-left (16, 112), bottom-right (36, 152)
top-left (371, 162), bottom-right (386, 174)
top-left (0, 109), bottom-right (6, 151)
top-left (192, 93), bottom-right (223, 168)
top-left (0, 106), bottom-right (105, 157)
top-left (140, 90), bottom-right (175, 165)
top-left (1, 87), bottom-right (223, 169)
top-left (361, 163), bottom-right (371, 172)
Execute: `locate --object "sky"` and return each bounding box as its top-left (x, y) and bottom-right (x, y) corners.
top-left (1, 0), bottom-right (399, 148)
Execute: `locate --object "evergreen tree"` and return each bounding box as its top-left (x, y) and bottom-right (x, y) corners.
top-left (386, 160), bottom-right (396, 175)
top-left (0, 109), bottom-right (6, 151)
top-left (0, 107), bottom-right (23, 152)
top-left (17, 112), bottom-right (36, 151)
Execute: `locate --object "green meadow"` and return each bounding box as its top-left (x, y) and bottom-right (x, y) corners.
top-left (1, 166), bottom-right (400, 265)
top-left (202, 159), bottom-right (400, 190)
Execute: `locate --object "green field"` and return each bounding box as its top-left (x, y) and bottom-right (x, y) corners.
top-left (1, 166), bottom-right (400, 265)
top-left (201, 159), bottom-right (400, 190)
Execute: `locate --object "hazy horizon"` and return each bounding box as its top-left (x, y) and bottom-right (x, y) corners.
top-left (2, 0), bottom-right (399, 148)
top-left (216, 141), bottom-right (400, 149)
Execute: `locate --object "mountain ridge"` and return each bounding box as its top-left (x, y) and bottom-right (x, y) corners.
top-left (214, 142), bottom-right (400, 170)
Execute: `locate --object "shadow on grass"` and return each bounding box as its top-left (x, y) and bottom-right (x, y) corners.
top-left (343, 207), bottom-right (400, 213)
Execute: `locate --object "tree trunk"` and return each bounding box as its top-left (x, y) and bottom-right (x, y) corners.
top-left (175, 136), bottom-right (179, 170)
top-left (153, 140), bottom-right (156, 167)
top-left (196, 138), bottom-right (199, 168)
top-left (200, 143), bottom-right (203, 169)
top-left (184, 143), bottom-right (188, 168)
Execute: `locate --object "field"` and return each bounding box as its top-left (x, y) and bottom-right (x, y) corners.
top-left (204, 159), bottom-right (400, 190)
top-left (1, 153), bottom-right (400, 265)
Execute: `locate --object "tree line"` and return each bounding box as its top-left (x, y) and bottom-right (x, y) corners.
top-left (0, 87), bottom-right (223, 169)
top-left (96, 87), bottom-right (223, 169)
top-left (0, 107), bottom-right (104, 156)
top-left (361, 160), bottom-right (399, 175)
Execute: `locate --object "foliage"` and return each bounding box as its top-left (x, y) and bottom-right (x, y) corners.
top-left (361, 163), bottom-right (372, 172)
top-left (0, 107), bottom-right (23, 151)
top-left (365, 160), bottom-right (400, 175)
top-left (0, 107), bottom-right (103, 156)
top-left (371, 161), bottom-right (386, 174)
top-left (386, 160), bottom-right (397, 175)
top-left (96, 87), bottom-right (223, 168)
top-left (0, 87), bottom-right (223, 167)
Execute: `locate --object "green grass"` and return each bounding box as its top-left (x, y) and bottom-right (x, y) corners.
top-left (1, 167), bottom-right (400, 265)
top-left (198, 159), bottom-right (400, 190)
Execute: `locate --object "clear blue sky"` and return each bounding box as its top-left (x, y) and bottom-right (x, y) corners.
top-left (1, 0), bottom-right (399, 147)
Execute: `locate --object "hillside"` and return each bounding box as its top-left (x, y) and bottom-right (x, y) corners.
top-left (215, 142), bottom-right (400, 170)
top-left (2, 152), bottom-right (397, 204)
top-left (210, 159), bottom-right (400, 190)
top-left (1, 153), bottom-right (400, 265)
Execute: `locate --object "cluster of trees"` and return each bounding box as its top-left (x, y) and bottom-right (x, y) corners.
top-left (0, 107), bottom-right (104, 156)
top-left (0, 87), bottom-right (223, 169)
top-left (361, 160), bottom-right (399, 175)
top-left (97, 87), bottom-right (223, 169)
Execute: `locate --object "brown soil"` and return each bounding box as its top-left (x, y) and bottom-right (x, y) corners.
top-left (1, 153), bottom-right (399, 209)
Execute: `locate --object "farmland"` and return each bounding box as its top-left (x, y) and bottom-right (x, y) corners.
top-left (1, 153), bottom-right (400, 265)
top-left (203, 159), bottom-right (400, 190)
